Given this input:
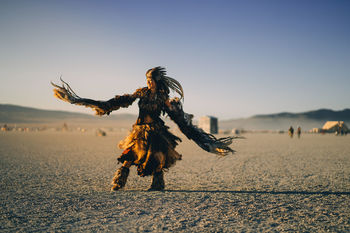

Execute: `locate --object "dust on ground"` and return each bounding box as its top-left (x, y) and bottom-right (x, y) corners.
top-left (1, 131), bottom-right (349, 232)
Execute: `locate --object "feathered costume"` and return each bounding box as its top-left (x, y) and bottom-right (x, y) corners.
top-left (52, 67), bottom-right (235, 190)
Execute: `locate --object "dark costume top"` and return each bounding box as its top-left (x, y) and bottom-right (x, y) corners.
top-left (116, 87), bottom-right (182, 176)
top-left (51, 81), bottom-right (235, 177)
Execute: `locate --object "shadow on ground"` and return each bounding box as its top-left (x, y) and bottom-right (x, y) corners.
top-left (123, 189), bottom-right (350, 196)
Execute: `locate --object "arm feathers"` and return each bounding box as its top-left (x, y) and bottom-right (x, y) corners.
top-left (166, 98), bottom-right (237, 156)
top-left (51, 78), bottom-right (138, 115)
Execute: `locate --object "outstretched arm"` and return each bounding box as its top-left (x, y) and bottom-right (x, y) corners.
top-left (51, 78), bottom-right (138, 116)
top-left (165, 98), bottom-right (237, 156)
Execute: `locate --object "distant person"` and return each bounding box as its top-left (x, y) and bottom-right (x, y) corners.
top-left (62, 122), bottom-right (68, 131)
top-left (52, 67), bottom-right (235, 191)
top-left (288, 126), bottom-right (294, 138)
top-left (336, 126), bottom-right (341, 136)
top-left (1, 124), bottom-right (9, 132)
top-left (297, 127), bottom-right (301, 138)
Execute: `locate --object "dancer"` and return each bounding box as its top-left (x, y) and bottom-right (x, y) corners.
top-left (52, 67), bottom-right (235, 191)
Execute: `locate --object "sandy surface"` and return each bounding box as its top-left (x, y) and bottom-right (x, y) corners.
top-left (1, 131), bottom-right (349, 232)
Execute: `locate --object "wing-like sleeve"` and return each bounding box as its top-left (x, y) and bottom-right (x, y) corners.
top-left (51, 79), bottom-right (143, 116)
top-left (165, 98), bottom-right (236, 156)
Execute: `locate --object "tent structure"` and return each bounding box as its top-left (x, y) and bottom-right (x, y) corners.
top-left (322, 121), bottom-right (348, 134)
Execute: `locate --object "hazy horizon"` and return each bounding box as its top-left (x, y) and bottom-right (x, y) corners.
top-left (1, 103), bottom-right (350, 124)
top-left (1, 0), bottom-right (350, 119)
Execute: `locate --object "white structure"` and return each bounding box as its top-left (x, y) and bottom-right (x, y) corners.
top-left (311, 128), bottom-right (321, 133)
top-left (198, 116), bottom-right (218, 134)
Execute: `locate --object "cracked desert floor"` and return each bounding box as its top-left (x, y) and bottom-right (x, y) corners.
top-left (1, 131), bottom-right (349, 232)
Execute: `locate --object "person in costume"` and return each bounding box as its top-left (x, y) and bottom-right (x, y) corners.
top-left (288, 126), bottom-right (294, 138)
top-left (51, 67), bottom-right (235, 191)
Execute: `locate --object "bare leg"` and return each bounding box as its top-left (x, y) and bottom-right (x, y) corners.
top-left (148, 171), bottom-right (165, 191)
top-left (111, 161), bottom-right (132, 191)
top-left (122, 161), bottom-right (132, 168)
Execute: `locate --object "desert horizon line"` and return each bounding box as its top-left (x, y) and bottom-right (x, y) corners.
top-left (1, 103), bottom-right (349, 121)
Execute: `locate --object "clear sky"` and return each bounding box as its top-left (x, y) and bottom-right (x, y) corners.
top-left (1, 0), bottom-right (349, 119)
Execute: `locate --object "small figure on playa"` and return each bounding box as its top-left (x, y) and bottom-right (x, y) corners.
top-left (288, 126), bottom-right (294, 138)
top-left (297, 126), bottom-right (301, 138)
top-left (51, 67), bottom-right (235, 191)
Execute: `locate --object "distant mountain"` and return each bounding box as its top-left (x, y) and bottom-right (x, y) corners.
top-left (221, 109), bottom-right (350, 131)
top-left (2, 104), bottom-right (350, 131)
top-left (253, 109), bottom-right (350, 121)
top-left (0, 104), bottom-right (137, 124)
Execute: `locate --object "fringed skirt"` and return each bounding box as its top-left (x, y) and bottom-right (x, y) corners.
top-left (117, 121), bottom-right (182, 177)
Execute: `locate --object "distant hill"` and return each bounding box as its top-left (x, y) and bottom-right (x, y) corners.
top-left (2, 104), bottom-right (350, 131)
top-left (253, 109), bottom-right (350, 120)
top-left (220, 109), bottom-right (350, 131)
top-left (0, 104), bottom-right (137, 125)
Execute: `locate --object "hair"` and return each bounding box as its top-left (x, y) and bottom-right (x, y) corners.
top-left (146, 67), bottom-right (184, 100)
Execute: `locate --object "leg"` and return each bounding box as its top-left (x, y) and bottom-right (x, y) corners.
top-left (148, 170), bottom-right (165, 191)
top-left (111, 161), bottom-right (132, 191)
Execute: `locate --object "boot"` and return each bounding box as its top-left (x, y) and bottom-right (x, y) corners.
top-left (111, 166), bottom-right (129, 191)
top-left (148, 171), bottom-right (165, 191)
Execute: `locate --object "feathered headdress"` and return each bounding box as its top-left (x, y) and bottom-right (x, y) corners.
top-left (146, 66), bottom-right (184, 100)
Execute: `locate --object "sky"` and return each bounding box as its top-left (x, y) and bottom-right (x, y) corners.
top-left (1, 0), bottom-right (349, 119)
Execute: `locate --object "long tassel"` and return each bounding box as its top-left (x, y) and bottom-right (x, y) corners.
top-left (51, 78), bottom-right (81, 104)
top-left (167, 98), bottom-right (242, 156)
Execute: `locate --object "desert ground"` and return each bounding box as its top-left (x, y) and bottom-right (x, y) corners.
top-left (1, 129), bottom-right (349, 232)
